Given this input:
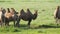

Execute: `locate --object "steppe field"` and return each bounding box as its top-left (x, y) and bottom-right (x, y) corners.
top-left (0, 0), bottom-right (60, 34)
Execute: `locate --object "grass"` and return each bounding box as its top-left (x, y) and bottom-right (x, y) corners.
top-left (0, 0), bottom-right (60, 34)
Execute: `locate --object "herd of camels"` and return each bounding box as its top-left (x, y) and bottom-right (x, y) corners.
top-left (0, 8), bottom-right (38, 27)
top-left (0, 6), bottom-right (60, 27)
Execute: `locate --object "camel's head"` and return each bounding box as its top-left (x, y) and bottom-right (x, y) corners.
top-left (2, 8), bottom-right (6, 14)
top-left (33, 10), bottom-right (38, 20)
top-left (57, 6), bottom-right (60, 10)
top-left (54, 6), bottom-right (60, 19)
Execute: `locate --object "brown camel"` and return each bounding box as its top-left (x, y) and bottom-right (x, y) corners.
top-left (54, 6), bottom-right (60, 25)
top-left (0, 8), bottom-right (3, 26)
top-left (3, 8), bottom-right (18, 26)
top-left (16, 8), bottom-right (38, 27)
top-left (0, 7), bottom-right (6, 27)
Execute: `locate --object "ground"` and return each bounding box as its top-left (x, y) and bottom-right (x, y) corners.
top-left (0, 0), bottom-right (60, 34)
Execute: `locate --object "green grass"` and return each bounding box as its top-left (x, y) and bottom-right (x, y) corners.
top-left (0, 0), bottom-right (60, 34)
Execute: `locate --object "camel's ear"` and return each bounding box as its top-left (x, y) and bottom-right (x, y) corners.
top-left (56, 6), bottom-right (60, 11)
top-left (57, 6), bottom-right (60, 9)
top-left (57, 6), bottom-right (60, 7)
top-left (34, 10), bottom-right (38, 13)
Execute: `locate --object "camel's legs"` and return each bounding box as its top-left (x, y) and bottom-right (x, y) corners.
top-left (56, 18), bottom-right (58, 25)
top-left (16, 17), bottom-right (20, 27)
top-left (55, 18), bottom-right (60, 26)
top-left (28, 20), bottom-right (32, 26)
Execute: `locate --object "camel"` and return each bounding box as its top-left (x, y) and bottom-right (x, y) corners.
top-left (0, 8), bottom-right (3, 26)
top-left (3, 8), bottom-right (18, 26)
top-left (16, 8), bottom-right (38, 27)
top-left (54, 6), bottom-right (60, 25)
top-left (0, 7), bottom-right (6, 27)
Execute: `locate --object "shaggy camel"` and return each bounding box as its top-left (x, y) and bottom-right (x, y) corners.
top-left (0, 7), bottom-right (6, 26)
top-left (16, 9), bottom-right (38, 27)
top-left (0, 8), bottom-right (3, 26)
top-left (54, 6), bottom-right (60, 25)
top-left (3, 8), bottom-right (18, 26)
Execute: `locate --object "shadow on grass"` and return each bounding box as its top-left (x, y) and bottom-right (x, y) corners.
top-left (8, 24), bottom-right (60, 29)
top-left (19, 24), bottom-right (29, 30)
top-left (38, 25), bottom-right (60, 28)
top-left (20, 24), bottom-right (28, 27)
top-left (16, 24), bottom-right (60, 29)
top-left (0, 24), bottom-right (60, 32)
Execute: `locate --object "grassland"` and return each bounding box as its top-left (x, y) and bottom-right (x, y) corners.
top-left (0, 0), bottom-right (60, 34)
